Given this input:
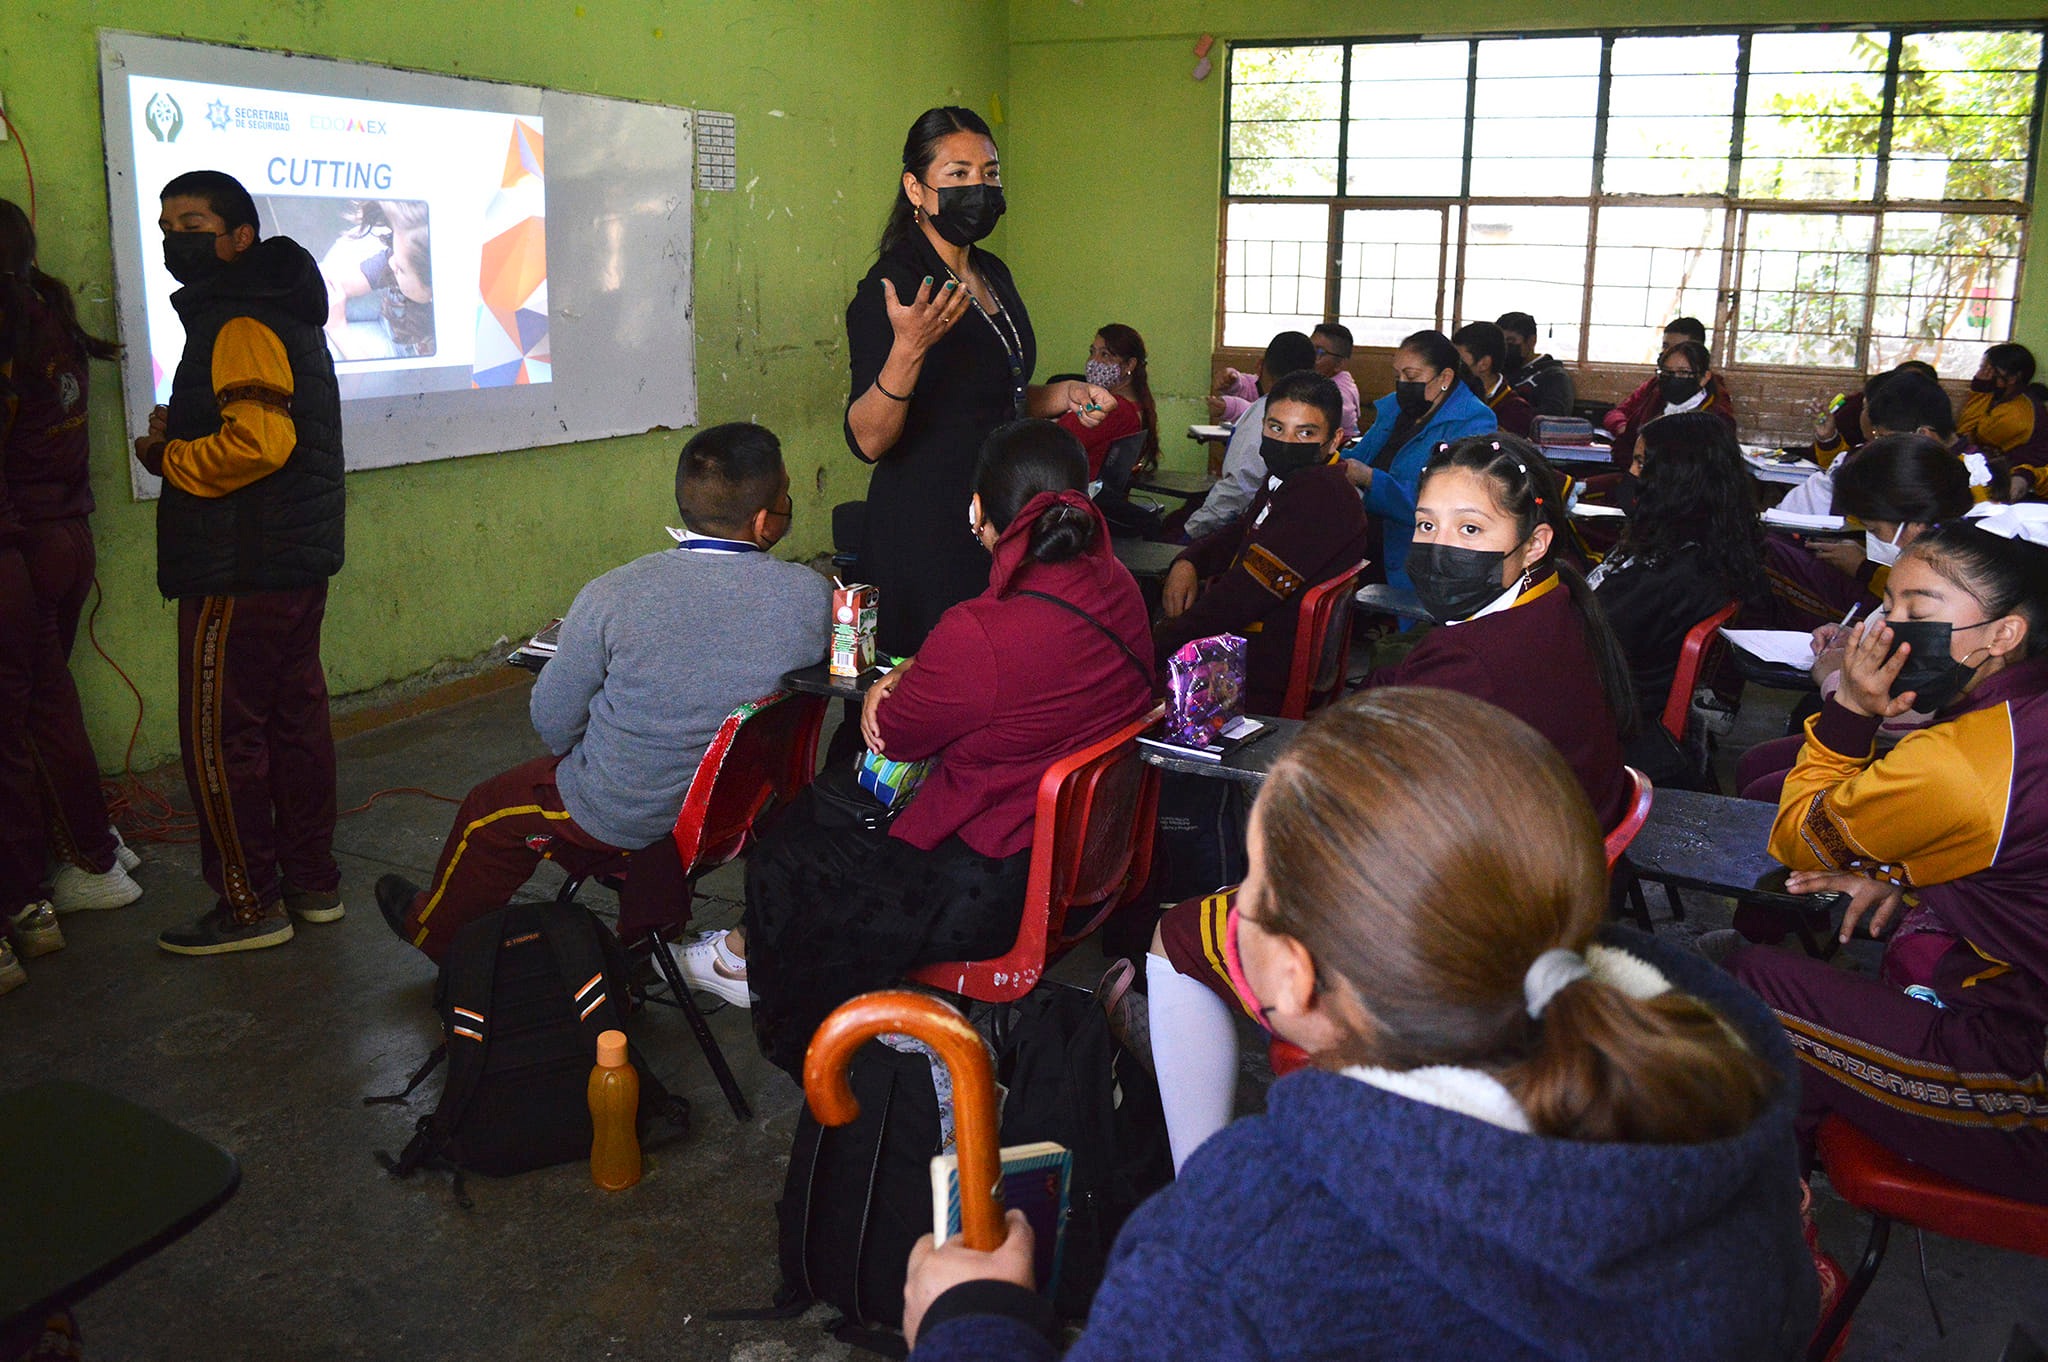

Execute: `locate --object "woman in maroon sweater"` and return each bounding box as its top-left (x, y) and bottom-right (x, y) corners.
top-left (699, 419), bottom-right (1154, 1075)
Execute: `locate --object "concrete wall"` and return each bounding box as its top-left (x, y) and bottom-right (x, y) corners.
top-left (1003, 0), bottom-right (2048, 467)
top-left (0, 1), bottom-right (1009, 769)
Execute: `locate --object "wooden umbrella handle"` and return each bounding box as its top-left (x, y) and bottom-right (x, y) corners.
top-left (804, 990), bottom-right (1005, 1251)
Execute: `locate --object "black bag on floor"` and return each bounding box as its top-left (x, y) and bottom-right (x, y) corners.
top-left (771, 1038), bottom-right (939, 1355)
top-left (369, 899), bottom-right (689, 1185)
top-left (990, 984), bottom-right (1171, 1320)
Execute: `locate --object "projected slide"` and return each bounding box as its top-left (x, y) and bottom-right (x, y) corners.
top-left (124, 76), bottom-right (549, 402)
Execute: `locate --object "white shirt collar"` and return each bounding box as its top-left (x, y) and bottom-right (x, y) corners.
top-left (665, 526), bottom-right (758, 554)
top-left (1446, 578), bottom-right (1523, 625)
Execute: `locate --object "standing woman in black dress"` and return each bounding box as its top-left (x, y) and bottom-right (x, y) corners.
top-left (845, 106), bottom-right (1117, 657)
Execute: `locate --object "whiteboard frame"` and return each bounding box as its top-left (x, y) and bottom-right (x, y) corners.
top-left (99, 31), bottom-right (698, 498)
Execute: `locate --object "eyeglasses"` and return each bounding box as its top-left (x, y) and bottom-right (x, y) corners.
top-left (1660, 368), bottom-right (1700, 380)
top-left (1313, 345), bottom-right (1347, 360)
top-left (765, 494), bottom-right (794, 522)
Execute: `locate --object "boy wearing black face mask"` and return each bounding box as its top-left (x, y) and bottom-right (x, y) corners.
top-left (131, 170), bottom-right (347, 957)
top-left (1155, 372), bottom-right (1369, 714)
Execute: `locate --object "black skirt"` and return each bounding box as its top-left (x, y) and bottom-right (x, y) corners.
top-left (742, 788), bottom-right (1028, 1077)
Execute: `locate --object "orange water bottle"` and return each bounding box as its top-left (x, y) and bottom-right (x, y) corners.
top-left (588, 1029), bottom-right (642, 1189)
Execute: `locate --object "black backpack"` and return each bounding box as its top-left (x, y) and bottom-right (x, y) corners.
top-left (750, 985), bottom-right (1169, 1353)
top-left (762, 1038), bottom-right (939, 1355)
top-left (369, 899), bottom-right (689, 1194)
top-left (988, 984), bottom-right (1171, 1320)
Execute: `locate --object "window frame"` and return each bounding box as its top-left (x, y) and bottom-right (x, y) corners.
top-left (1218, 22), bottom-right (2048, 375)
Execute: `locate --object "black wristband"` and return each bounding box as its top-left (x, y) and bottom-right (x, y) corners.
top-left (874, 377), bottom-right (913, 402)
top-left (919, 1280), bottom-right (1057, 1344)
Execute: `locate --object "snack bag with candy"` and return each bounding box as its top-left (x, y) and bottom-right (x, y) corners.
top-left (1165, 633), bottom-right (1247, 749)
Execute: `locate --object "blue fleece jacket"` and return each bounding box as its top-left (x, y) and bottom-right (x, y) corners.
top-left (913, 928), bottom-right (1816, 1362)
top-left (1342, 383), bottom-right (1498, 590)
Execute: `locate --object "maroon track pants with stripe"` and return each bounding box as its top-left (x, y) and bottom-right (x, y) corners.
top-left (1730, 944), bottom-right (2048, 1204)
top-left (177, 586), bottom-right (339, 921)
top-left (22, 519), bottom-right (119, 874)
top-left (402, 754), bottom-right (624, 963)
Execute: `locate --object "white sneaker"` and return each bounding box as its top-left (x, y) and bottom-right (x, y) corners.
top-left (50, 862), bottom-right (144, 913)
top-left (111, 827), bottom-right (142, 872)
top-left (672, 930), bottom-right (751, 1008)
top-left (0, 940), bottom-right (25, 996)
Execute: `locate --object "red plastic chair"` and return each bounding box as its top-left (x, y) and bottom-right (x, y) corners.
top-left (555, 689), bottom-right (827, 1121)
top-left (1279, 558), bottom-right (1371, 721)
top-left (1273, 765), bottom-right (1654, 1079)
top-left (1662, 601), bottom-right (1741, 743)
top-left (906, 704), bottom-right (1164, 1003)
top-left (1808, 1114), bottom-right (2048, 1360)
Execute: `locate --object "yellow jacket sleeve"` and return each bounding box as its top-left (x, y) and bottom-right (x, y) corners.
top-left (1959, 390), bottom-right (2035, 457)
top-left (160, 316), bottom-right (297, 498)
top-left (1770, 698), bottom-right (2008, 890)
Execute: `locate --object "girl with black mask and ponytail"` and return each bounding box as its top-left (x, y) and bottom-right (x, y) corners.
top-left (844, 107), bottom-right (1119, 657)
top-left (1725, 502), bottom-right (2048, 1206)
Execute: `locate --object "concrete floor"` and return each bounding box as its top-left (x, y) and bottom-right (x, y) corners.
top-left (2, 676), bottom-right (2043, 1361)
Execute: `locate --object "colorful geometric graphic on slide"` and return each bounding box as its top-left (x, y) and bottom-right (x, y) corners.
top-left (472, 119), bottom-right (548, 387)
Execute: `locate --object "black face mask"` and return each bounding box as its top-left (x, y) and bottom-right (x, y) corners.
top-left (164, 230), bottom-right (227, 285)
top-left (1406, 542), bottom-right (1508, 622)
top-left (1612, 470), bottom-right (1641, 515)
top-left (921, 182), bottom-right (1006, 246)
top-left (1885, 620), bottom-right (1983, 713)
top-left (1259, 435), bottom-right (1325, 480)
top-left (1394, 380), bottom-right (1433, 420)
top-left (1659, 373), bottom-right (1702, 406)
top-left (1968, 376), bottom-right (1999, 393)
top-left (1501, 344), bottom-right (1527, 371)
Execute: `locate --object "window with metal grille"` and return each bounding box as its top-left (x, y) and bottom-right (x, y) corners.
top-left (1221, 26), bottom-right (2044, 377)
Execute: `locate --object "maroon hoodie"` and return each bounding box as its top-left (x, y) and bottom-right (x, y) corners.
top-left (876, 491), bottom-right (1156, 858)
top-left (1, 292), bottom-right (96, 527)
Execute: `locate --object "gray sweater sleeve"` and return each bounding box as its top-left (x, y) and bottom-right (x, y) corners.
top-left (529, 579), bottom-right (606, 754)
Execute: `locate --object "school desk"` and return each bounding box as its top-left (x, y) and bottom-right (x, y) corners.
top-left (0, 1080), bottom-right (240, 1331)
top-left (1136, 715), bottom-right (1302, 786)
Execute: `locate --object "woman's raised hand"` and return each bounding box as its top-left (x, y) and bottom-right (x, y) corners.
top-left (883, 275), bottom-right (974, 360)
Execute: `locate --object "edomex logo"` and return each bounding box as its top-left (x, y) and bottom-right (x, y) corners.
top-left (145, 91), bottom-right (184, 143)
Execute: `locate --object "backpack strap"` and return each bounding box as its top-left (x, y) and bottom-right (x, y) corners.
top-left (362, 1045), bottom-right (446, 1106)
top-left (383, 910), bottom-right (511, 1178)
top-left (1012, 589), bottom-right (1150, 688)
top-left (544, 902), bottom-right (694, 1136)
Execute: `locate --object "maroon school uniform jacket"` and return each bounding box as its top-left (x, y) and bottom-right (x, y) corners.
top-left (1481, 377), bottom-right (1537, 438)
top-left (875, 490), bottom-right (1155, 859)
top-left (0, 293), bottom-right (96, 526)
top-left (1762, 535), bottom-right (1881, 633)
top-left (1603, 378), bottom-right (1738, 465)
top-left (1366, 572), bottom-right (1632, 829)
top-left (1154, 461), bottom-right (1371, 716)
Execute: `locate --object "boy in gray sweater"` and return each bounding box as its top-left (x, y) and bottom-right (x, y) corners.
top-left (378, 423), bottom-right (830, 961)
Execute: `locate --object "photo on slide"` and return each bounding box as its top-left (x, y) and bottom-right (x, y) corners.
top-left (261, 195), bottom-right (437, 362)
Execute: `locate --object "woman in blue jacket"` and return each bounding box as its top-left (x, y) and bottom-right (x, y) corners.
top-left (1341, 329), bottom-right (1497, 590)
top-left (902, 688), bottom-right (1815, 1362)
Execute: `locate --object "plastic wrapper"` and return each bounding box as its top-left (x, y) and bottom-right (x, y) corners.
top-left (1166, 633), bottom-right (1247, 749)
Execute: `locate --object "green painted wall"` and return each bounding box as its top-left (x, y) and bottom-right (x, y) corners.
top-left (1003, 0), bottom-right (2048, 471)
top-left (0, 1), bottom-right (1009, 769)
